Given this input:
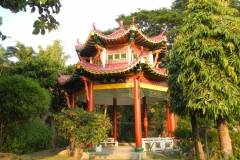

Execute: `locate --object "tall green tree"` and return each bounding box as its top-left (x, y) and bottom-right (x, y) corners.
top-left (5, 41), bottom-right (36, 61)
top-left (168, 0), bottom-right (240, 159)
top-left (102, 8), bottom-right (184, 44)
top-left (37, 39), bottom-right (71, 66)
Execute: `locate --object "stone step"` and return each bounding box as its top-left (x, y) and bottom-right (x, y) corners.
top-left (82, 145), bottom-right (144, 160)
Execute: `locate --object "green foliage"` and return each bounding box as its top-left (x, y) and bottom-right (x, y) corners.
top-left (230, 130), bottom-right (240, 159)
top-left (3, 55), bottom-right (70, 112)
top-left (168, 0), bottom-right (240, 119)
top-left (114, 8), bottom-right (184, 44)
top-left (2, 120), bottom-right (53, 154)
top-left (147, 101), bottom-right (167, 136)
top-left (0, 0), bottom-right (61, 35)
top-left (0, 16), bottom-right (9, 41)
top-left (54, 108), bottom-right (112, 149)
top-left (174, 128), bottom-right (195, 157)
top-left (0, 44), bottom-right (7, 64)
top-left (37, 39), bottom-right (71, 66)
top-left (0, 75), bottom-right (50, 125)
top-left (108, 105), bottom-right (135, 142)
top-left (5, 41), bottom-right (36, 62)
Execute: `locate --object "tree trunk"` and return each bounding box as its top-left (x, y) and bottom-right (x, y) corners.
top-left (217, 116), bottom-right (233, 160)
top-left (191, 114), bottom-right (205, 160)
top-left (74, 147), bottom-right (83, 160)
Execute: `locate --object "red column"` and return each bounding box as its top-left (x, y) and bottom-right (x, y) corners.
top-left (113, 98), bottom-right (117, 142)
top-left (87, 80), bottom-right (94, 112)
top-left (143, 97), bottom-right (148, 138)
top-left (80, 76), bottom-right (94, 149)
top-left (134, 74), bottom-right (143, 151)
top-left (170, 113), bottom-right (176, 137)
top-left (87, 79), bottom-right (94, 148)
top-left (70, 91), bottom-right (75, 109)
top-left (166, 104), bottom-right (172, 137)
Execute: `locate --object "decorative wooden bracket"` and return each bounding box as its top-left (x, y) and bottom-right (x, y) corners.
top-left (62, 90), bottom-right (71, 108)
top-left (80, 76), bottom-right (92, 102)
top-left (94, 44), bottom-right (104, 64)
top-left (152, 49), bottom-right (163, 67)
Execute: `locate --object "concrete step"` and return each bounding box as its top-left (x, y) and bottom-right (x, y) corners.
top-left (82, 146), bottom-right (144, 160)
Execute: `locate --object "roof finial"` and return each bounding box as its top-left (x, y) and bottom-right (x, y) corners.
top-left (93, 23), bottom-right (96, 30)
top-left (119, 21), bottom-right (124, 29)
top-left (132, 17), bottom-right (135, 25)
top-left (160, 24), bottom-right (167, 36)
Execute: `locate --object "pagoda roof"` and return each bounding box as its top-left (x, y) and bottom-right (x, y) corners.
top-left (58, 56), bottom-right (168, 88)
top-left (75, 19), bottom-right (167, 57)
top-left (59, 19), bottom-right (168, 88)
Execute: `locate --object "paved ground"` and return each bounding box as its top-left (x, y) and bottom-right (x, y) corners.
top-left (21, 143), bottom-right (179, 160)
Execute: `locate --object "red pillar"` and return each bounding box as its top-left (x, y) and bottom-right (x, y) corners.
top-left (143, 97), bottom-right (148, 138)
top-left (113, 98), bottom-right (117, 142)
top-left (80, 76), bottom-right (94, 149)
top-left (170, 113), bottom-right (176, 137)
top-left (87, 79), bottom-right (94, 148)
top-left (133, 74), bottom-right (143, 151)
top-left (70, 91), bottom-right (75, 109)
top-left (87, 80), bottom-right (94, 112)
top-left (166, 104), bottom-right (172, 137)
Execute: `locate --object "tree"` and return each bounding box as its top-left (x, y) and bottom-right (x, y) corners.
top-left (0, 16), bottom-right (8, 41)
top-left (101, 8), bottom-right (184, 44)
top-left (0, 75), bottom-right (51, 149)
top-left (0, 75), bottom-right (50, 124)
top-left (54, 108), bottom-right (112, 159)
top-left (3, 56), bottom-right (71, 112)
top-left (171, 0), bottom-right (189, 11)
top-left (168, 0), bottom-right (240, 159)
top-left (0, 0), bottom-right (61, 35)
top-left (5, 41), bottom-right (36, 62)
top-left (37, 39), bottom-right (71, 66)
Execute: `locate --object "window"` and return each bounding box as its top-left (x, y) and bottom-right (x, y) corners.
top-left (108, 53), bottom-right (127, 60)
top-left (108, 55), bottom-right (113, 60)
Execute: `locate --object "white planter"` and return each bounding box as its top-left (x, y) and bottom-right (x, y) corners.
top-left (95, 145), bottom-right (102, 152)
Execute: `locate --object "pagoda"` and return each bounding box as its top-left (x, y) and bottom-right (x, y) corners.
top-left (57, 18), bottom-right (176, 152)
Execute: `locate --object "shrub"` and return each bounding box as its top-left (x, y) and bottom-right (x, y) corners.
top-left (2, 120), bottom-right (53, 154)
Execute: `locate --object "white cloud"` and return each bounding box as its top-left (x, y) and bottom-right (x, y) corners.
top-left (0, 0), bottom-right (174, 65)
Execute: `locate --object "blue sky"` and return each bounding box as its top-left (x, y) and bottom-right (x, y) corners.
top-left (0, 0), bottom-right (174, 65)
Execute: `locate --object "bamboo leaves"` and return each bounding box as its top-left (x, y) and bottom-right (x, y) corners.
top-left (168, 0), bottom-right (240, 119)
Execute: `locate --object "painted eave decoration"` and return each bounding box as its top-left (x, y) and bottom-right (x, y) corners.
top-left (57, 64), bottom-right (83, 87)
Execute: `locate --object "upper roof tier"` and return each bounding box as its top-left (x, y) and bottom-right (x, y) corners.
top-left (75, 18), bottom-right (167, 58)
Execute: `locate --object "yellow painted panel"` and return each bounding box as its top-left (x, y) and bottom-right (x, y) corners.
top-left (140, 83), bottom-right (168, 92)
top-left (94, 83), bottom-right (134, 90)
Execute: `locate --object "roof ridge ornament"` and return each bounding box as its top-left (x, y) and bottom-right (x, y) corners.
top-left (93, 23), bottom-right (97, 30)
top-left (132, 17), bottom-right (135, 25)
top-left (160, 24), bottom-right (167, 36)
top-left (75, 39), bottom-right (84, 50)
top-left (119, 21), bottom-right (124, 30)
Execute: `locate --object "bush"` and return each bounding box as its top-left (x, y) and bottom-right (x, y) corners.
top-left (2, 120), bottom-right (53, 154)
top-left (174, 127), bottom-right (240, 159)
top-left (174, 128), bottom-right (195, 157)
top-left (54, 108), bottom-right (112, 148)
